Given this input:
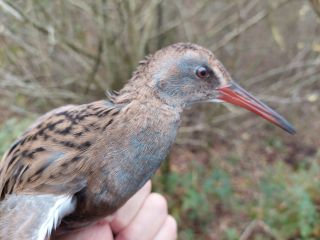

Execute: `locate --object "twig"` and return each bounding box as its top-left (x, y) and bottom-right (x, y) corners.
top-left (206, 0), bottom-right (259, 40)
top-left (247, 59), bottom-right (320, 86)
top-left (240, 220), bottom-right (282, 240)
top-left (212, 0), bottom-right (292, 51)
top-left (175, 138), bottom-right (209, 148)
top-left (84, 39), bottom-right (104, 94)
top-left (148, 0), bottom-right (209, 39)
top-left (0, 0), bottom-right (96, 60)
top-left (309, 0), bottom-right (320, 19)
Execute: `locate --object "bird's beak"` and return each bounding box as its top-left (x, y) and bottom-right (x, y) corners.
top-left (217, 81), bottom-right (296, 134)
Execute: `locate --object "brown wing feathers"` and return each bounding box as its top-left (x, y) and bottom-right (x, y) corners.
top-left (0, 100), bottom-right (120, 198)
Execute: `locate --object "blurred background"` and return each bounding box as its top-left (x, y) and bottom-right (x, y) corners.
top-left (0, 0), bottom-right (319, 239)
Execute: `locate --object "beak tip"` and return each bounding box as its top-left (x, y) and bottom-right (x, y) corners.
top-left (276, 117), bottom-right (296, 135)
top-left (284, 124), bottom-right (296, 135)
top-left (218, 81), bottom-right (296, 135)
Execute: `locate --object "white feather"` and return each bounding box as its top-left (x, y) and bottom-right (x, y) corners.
top-left (0, 194), bottom-right (76, 240)
top-left (37, 195), bottom-right (75, 240)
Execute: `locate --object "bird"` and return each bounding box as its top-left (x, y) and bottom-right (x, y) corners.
top-left (0, 43), bottom-right (295, 240)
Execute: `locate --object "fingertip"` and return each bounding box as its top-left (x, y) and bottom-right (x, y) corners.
top-left (147, 193), bottom-right (168, 216)
top-left (115, 193), bottom-right (169, 240)
top-left (143, 180), bottom-right (152, 194)
top-left (166, 216), bottom-right (178, 238)
top-left (55, 221), bottom-right (113, 240)
top-left (153, 216), bottom-right (178, 240)
top-left (110, 181), bottom-right (153, 233)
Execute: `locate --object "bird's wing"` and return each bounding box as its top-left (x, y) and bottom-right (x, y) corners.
top-left (25, 104), bottom-right (77, 132)
top-left (0, 194), bottom-right (75, 240)
top-left (0, 100), bottom-right (120, 239)
top-left (0, 100), bottom-right (119, 198)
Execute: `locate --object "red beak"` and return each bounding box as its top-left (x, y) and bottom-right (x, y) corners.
top-left (217, 81), bottom-right (295, 134)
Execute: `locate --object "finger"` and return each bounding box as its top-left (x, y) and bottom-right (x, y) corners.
top-left (55, 220), bottom-right (113, 240)
top-left (115, 193), bottom-right (168, 240)
top-left (110, 181), bottom-right (152, 233)
top-left (153, 216), bottom-right (178, 240)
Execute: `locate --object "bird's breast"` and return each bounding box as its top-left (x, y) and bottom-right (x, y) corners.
top-left (107, 118), bottom-right (180, 199)
top-left (70, 106), bottom-right (181, 223)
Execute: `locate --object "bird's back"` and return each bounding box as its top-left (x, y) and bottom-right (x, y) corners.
top-left (0, 100), bottom-right (118, 197)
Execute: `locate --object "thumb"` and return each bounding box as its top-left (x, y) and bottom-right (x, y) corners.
top-left (54, 220), bottom-right (114, 240)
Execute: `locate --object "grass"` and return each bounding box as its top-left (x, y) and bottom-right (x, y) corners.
top-left (153, 151), bottom-right (320, 239)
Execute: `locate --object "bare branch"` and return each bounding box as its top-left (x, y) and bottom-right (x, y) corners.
top-left (212, 0), bottom-right (293, 51)
top-left (0, 0), bottom-right (96, 60)
top-left (309, 0), bottom-right (320, 18)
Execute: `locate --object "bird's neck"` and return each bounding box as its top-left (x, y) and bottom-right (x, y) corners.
top-left (112, 99), bottom-right (182, 178)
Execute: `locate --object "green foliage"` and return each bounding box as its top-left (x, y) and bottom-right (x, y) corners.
top-left (154, 161), bottom-right (235, 239)
top-left (154, 158), bottom-right (320, 240)
top-left (224, 227), bottom-right (239, 240)
top-left (255, 162), bottom-right (320, 239)
top-left (266, 136), bottom-right (284, 151)
top-left (206, 169), bottom-right (233, 201)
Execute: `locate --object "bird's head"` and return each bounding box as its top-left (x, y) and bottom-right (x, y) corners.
top-left (117, 43), bottom-right (295, 134)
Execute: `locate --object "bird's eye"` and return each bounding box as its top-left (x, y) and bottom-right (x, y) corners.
top-left (195, 66), bottom-right (210, 79)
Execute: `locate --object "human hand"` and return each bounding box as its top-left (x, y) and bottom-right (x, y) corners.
top-left (56, 181), bottom-right (177, 240)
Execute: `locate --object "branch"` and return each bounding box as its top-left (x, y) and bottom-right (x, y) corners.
top-left (240, 220), bottom-right (282, 240)
top-left (309, 0), bottom-right (320, 19)
top-left (84, 38), bottom-right (104, 94)
top-left (212, 0), bottom-right (292, 51)
top-left (0, 0), bottom-right (96, 60)
top-left (247, 59), bottom-right (320, 85)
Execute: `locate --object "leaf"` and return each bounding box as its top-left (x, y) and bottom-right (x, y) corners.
top-left (307, 93), bottom-right (319, 102)
top-left (312, 42), bottom-right (320, 52)
top-left (297, 191), bottom-right (318, 238)
top-left (271, 25), bottom-right (286, 51)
